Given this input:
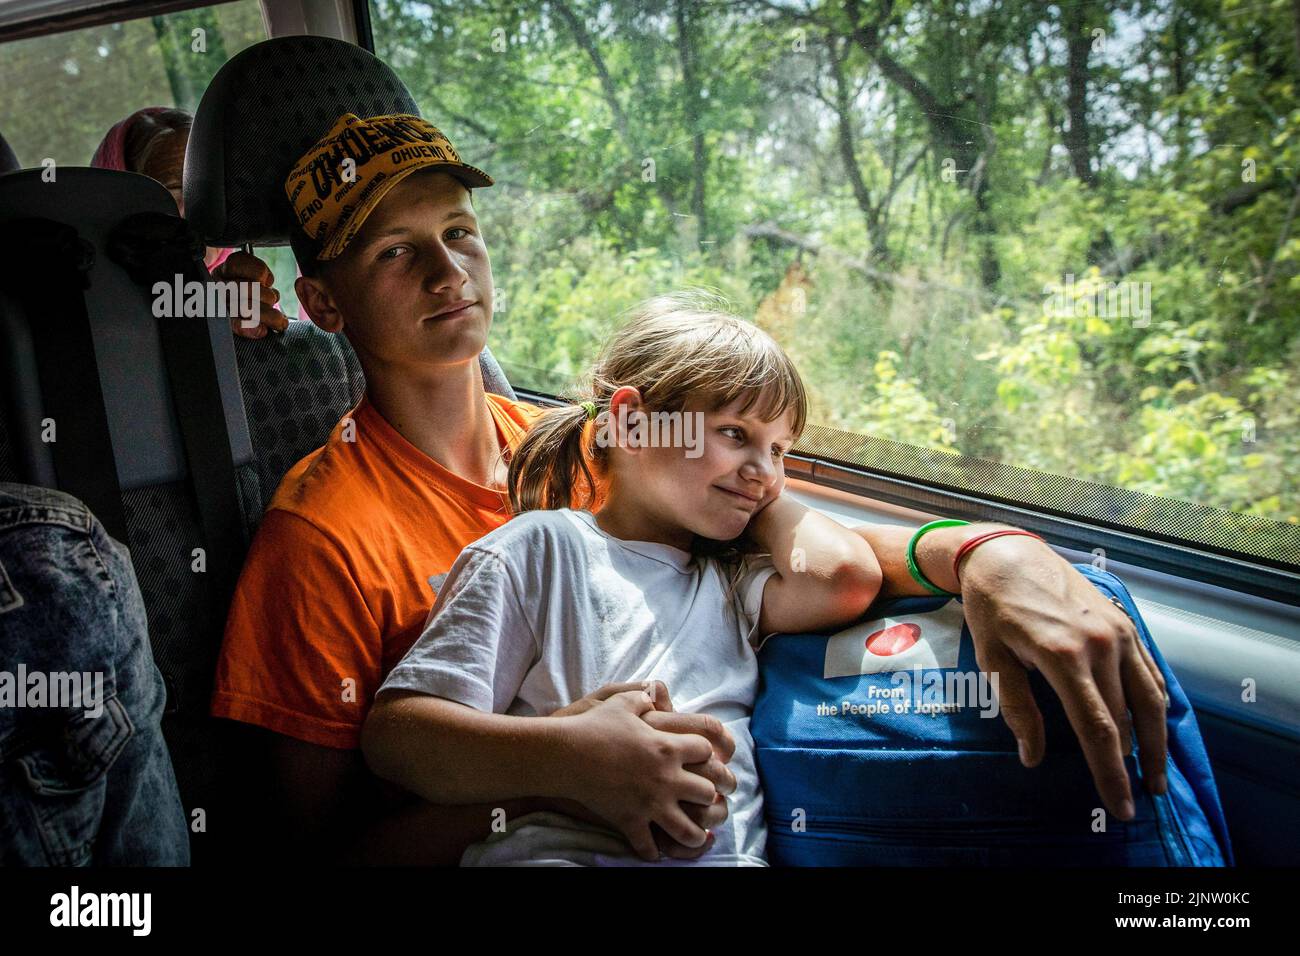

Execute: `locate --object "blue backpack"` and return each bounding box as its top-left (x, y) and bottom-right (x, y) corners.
top-left (752, 563), bottom-right (1233, 865)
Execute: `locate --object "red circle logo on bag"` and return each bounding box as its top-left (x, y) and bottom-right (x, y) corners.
top-left (865, 622), bottom-right (921, 656)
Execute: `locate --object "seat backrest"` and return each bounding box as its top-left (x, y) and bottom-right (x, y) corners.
top-left (0, 123), bottom-right (25, 483)
top-left (0, 167), bottom-right (262, 864)
top-left (0, 170), bottom-right (258, 497)
top-left (186, 34), bottom-right (418, 248)
top-left (231, 320), bottom-right (364, 521)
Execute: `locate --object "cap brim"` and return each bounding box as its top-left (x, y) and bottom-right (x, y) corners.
top-left (446, 162), bottom-right (493, 189)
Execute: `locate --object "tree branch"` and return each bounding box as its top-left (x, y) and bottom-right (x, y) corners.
top-left (551, 0), bottom-right (680, 219)
top-left (827, 33), bottom-right (886, 259)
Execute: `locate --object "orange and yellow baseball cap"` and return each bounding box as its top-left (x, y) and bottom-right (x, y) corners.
top-left (284, 112), bottom-right (492, 263)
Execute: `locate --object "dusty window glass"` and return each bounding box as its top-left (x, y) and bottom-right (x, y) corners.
top-left (370, 1), bottom-right (1298, 566)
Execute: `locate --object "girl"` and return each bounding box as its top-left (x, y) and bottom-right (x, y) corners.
top-left (90, 106), bottom-right (291, 337)
top-left (362, 291), bottom-right (882, 865)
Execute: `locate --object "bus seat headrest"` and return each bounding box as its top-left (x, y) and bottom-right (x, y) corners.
top-left (185, 35), bottom-right (419, 250)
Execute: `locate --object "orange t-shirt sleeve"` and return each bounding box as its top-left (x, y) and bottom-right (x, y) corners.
top-left (211, 509), bottom-right (382, 749)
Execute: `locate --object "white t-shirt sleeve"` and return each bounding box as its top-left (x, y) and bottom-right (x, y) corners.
top-left (378, 545), bottom-right (538, 713)
top-left (730, 553), bottom-right (779, 651)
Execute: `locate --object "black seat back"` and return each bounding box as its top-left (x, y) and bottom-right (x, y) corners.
top-left (0, 168), bottom-right (262, 863)
top-left (186, 35), bottom-right (418, 249)
top-left (0, 131), bottom-right (20, 173)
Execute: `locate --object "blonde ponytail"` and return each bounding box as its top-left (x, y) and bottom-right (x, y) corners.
top-left (508, 402), bottom-right (602, 513)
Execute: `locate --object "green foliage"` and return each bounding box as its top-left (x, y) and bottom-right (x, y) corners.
top-left (491, 236), bottom-right (749, 393)
top-left (834, 350), bottom-right (959, 452)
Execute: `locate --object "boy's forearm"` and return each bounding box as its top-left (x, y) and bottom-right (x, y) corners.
top-left (361, 692), bottom-right (575, 806)
top-left (853, 521), bottom-right (1017, 598)
top-left (343, 796), bottom-right (546, 865)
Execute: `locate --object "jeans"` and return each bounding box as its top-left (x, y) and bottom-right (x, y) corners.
top-left (0, 482), bottom-right (189, 865)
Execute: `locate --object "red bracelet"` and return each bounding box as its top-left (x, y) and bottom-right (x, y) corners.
top-left (952, 529), bottom-right (1046, 585)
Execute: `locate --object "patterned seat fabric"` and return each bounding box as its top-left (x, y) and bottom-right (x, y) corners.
top-left (232, 322), bottom-right (366, 528)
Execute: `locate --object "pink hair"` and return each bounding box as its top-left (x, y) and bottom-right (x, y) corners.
top-left (90, 107), bottom-right (178, 171)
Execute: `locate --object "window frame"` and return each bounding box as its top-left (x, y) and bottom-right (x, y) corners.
top-left (0, 1), bottom-right (233, 44)
top-left (350, 0), bottom-right (372, 51)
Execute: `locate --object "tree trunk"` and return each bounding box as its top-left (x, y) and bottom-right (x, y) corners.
top-left (827, 36), bottom-right (889, 262)
top-left (1062, 2), bottom-right (1098, 188)
top-left (674, 0), bottom-right (708, 249)
top-left (552, 0), bottom-right (681, 223)
top-left (843, 0), bottom-right (1000, 286)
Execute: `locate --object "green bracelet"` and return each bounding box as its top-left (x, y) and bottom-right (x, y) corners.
top-left (906, 519), bottom-right (970, 597)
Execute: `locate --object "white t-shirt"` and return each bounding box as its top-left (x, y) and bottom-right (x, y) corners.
top-left (379, 507), bottom-right (778, 866)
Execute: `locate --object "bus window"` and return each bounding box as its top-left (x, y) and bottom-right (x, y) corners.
top-left (368, 0), bottom-right (1299, 576)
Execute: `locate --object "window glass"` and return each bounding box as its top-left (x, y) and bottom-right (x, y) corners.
top-left (0, 1), bottom-right (265, 167)
top-left (369, 0), bottom-right (1298, 567)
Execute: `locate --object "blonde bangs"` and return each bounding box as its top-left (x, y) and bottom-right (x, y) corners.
top-left (601, 291), bottom-right (807, 440)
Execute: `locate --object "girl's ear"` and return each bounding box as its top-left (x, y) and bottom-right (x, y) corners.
top-left (296, 275), bottom-right (344, 333)
top-left (607, 385), bottom-right (645, 455)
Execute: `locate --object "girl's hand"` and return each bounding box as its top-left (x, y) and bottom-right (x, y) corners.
top-left (752, 471), bottom-right (786, 516)
top-left (211, 251), bottom-right (291, 339)
top-left (556, 690), bottom-right (731, 861)
top-left (550, 680), bottom-right (674, 717)
top-left (958, 535), bottom-right (1169, 821)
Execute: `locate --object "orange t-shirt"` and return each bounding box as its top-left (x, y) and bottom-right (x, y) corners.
top-left (212, 391), bottom-right (560, 749)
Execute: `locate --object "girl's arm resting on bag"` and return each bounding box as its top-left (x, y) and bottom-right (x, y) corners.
top-left (747, 494), bottom-right (882, 637)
